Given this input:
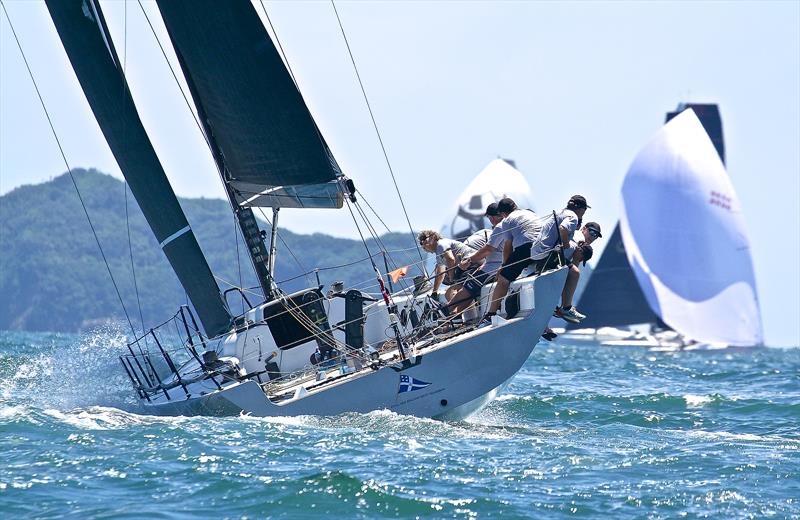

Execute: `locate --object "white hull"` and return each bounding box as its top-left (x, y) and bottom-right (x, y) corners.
top-left (135, 267), bottom-right (567, 419)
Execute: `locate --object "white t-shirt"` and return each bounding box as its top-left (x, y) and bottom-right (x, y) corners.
top-left (466, 227), bottom-right (504, 273)
top-left (435, 238), bottom-right (475, 267)
top-left (493, 209), bottom-right (541, 248)
top-left (463, 228), bottom-right (490, 250)
top-left (530, 209), bottom-right (580, 260)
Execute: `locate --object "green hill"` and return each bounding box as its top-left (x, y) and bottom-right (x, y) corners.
top-left (0, 169), bottom-right (422, 333)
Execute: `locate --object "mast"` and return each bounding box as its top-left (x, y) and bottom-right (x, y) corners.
top-left (45, 0), bottom-right (231, 336)
top-left (155, 0), bottom-right (346, 301)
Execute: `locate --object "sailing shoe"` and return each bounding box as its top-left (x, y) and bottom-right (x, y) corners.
top-left (476, 315), bottom-right (494, 329)
top-left (556, 306), bottom-right (583, 324)
top-left (541, 327), bottom-right (558, 342)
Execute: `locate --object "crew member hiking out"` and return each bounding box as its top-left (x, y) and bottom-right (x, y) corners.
top-left (447, 202), bottom-right (506, 318)
top-left (418, 229), bottom-right (477, 302)
top-left (477, 195), bottom-right (591, 329)
top-left (555, 221), bottom-right (602, 323)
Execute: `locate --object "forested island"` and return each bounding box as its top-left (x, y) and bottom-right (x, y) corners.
top-left (0, 169), bottom-right (419, 333)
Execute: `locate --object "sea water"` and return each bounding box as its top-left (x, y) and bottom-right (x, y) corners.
top-left (1, 330), bottom-right (797, 518)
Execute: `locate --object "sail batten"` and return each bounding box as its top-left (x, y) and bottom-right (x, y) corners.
top-left (45, 0), bottom-right (231, 337)
top-left (154, 0), bottom-right (344, 209)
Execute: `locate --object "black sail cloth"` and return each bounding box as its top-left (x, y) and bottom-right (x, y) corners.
top-left (45, 0), bottom-right (231, 337)
top-left (155, 0), bottom-right (344, 209)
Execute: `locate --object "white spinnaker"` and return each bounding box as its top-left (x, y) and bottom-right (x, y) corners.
top-left (620, 109), bottom-right (763, 346)
top-left (443, 159), bottom-right (534, 239)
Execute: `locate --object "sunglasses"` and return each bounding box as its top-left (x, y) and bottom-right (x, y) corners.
top-left (587, 229), bottom-right (600, 238)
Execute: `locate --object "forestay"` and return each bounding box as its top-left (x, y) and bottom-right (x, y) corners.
top-left (155, 0), bottom-right (344, 209)
top-left (620, 109), bottom-right (763, 346)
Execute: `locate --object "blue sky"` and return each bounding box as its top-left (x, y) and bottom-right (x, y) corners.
top-left (1, 1), bottom-right (798, 345)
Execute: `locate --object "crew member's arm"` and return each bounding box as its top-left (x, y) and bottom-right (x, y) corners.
top-left (503, 240), bottom-right (513, 262)
top-left (559, 225), bottom-right (571, 249)
top-left (460, 244), bottom-right (495, 269)
top-left (432, 264), bottom-right (446, 295)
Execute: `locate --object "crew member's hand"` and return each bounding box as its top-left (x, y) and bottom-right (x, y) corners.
top-left (459, 257), bottom-right (471, 270)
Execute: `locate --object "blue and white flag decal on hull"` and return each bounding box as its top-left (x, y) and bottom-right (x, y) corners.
top-left (399, 375), bottom-right (431, 393)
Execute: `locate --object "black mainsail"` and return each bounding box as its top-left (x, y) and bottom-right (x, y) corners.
top-left (154, 0), bottom-right (345, 298)
top-left (570, 103), bottom-right (726, 331)
top-left (154, 0), bottom-right (343, 209)
top-left (45, 0), bottom-right (231, 337)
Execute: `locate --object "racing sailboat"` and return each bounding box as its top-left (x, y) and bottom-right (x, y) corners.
top-left (564, 105), bottom-right (762, 348)
top-left (42, 0), bottom-right (566, 418)
top-left (443, 158), bottom-right (535, 240)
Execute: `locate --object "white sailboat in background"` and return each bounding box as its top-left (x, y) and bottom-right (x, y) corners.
top-left (562, 105), bottom-right (762, 349)
top-left (34, 0), bottom-right (567, 418)
top-left (442, 158), bottom-right (535, 240)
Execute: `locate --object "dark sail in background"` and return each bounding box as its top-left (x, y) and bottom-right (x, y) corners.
top-left (666, 103), bottom-right (725, 165)
top-left (572, 103), bottom-right (726, 330)
top-left (45, 0), bottom-right (231, 337)
top-left (568, 225), bottom-right (658, 329)
top-left (155, 0), bottom-right (344, 209)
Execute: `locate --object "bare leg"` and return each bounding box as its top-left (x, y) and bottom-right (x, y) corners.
top-left (445, 284), bottom-right (461, 302)
top-left (561, 264), bottom-right (581, 307)
top-left (447, 287), bottom-right (476, 316)
top-left (487, 275), bottom-right (511, 315)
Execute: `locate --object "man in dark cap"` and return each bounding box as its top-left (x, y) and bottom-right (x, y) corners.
top-left (475, 194), bottom-right (593, 328)
top-left (555, 220), bottom-right (602, 323)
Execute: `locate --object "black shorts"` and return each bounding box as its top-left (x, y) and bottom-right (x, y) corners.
top-left (499, 242), bottom-right (533, 282)
top-left (531, 252), bottom-right (561, 275)
top-left (447, 265), bottom-right (472, 285)
top-left (463, 269), bottom-right (495, 297)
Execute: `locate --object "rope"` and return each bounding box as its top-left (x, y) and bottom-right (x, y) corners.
top-left (1, 1), bottom-right (138, 339)
top-left (330, 1), bottom-right (426, 270)
top-left (119, 3), bottom-right (147, 345)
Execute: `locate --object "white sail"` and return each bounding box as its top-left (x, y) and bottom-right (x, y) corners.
top-left (443, 159), bottom-right (534, 239)
top-left (619, 109), bottom-right (763, 346)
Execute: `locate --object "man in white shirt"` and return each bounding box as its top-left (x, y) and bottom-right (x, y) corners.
top-left (555, 221), bottom-right (602, 323)
top-left (418, 229), bottom-right (477, 302)
top-left (477, 195), bottom-right (591, 328)
top-left (446, 203), bottom-right (505, 316)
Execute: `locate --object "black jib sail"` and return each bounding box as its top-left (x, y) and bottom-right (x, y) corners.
top-left (570, 103), bottom-right (726, 331)
top-left (45, 0), bottom-right (231, 337)
top-left (155, 0), bottom-right (344, 210)
top-left (568, 224), bottom-right (658, 329)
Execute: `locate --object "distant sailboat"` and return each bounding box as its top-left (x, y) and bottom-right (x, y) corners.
top-left (443, 158), bottom-right (535, 240)
top-left (566, 104), bottom-right (762, 348)
top-left (40, 0), bottom-right (567, 418)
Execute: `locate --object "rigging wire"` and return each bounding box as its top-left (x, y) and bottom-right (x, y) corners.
top-left (0, 0), bottom-right (138, 339)
top-left (254, 207), bottom-right (313, 285)
top-left (120, 1), bottom-right (148, 341)
top-left (259, 1), bottom-right (412, 283)
top-left (329, 1), bottom-right (426, 270)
